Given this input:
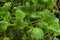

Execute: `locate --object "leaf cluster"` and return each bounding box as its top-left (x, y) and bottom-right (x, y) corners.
top-left (0, 0), bottom-right (59, 40)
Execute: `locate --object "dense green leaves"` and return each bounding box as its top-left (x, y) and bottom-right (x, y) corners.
top-left (4, 11), bottom-right (11, 22)
top-left (0, 0), bottom-right (59, 40)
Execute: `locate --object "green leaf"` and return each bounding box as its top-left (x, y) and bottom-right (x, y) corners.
top-left (54, 32), bottom-right (60, 36)
top-left (52, 18), bottom-right (59, 27)
top-left (15, 10), bottom-right (26, 19)
top-left (14, 18), bottom-right (28, 29)
top-left (26, 2), bottom-right (30, 7)
top-left (0, 7), bottom-right (5, 15)
top-left (47, 18), bottom-right (59, 32)
top-left (4, 11), bottom-right (11, 22)
top-left (2, 2), bottom-right (12, 10)
top-left (31, 28), bottom-right (44, 39)
top-left (30, 13), bottom-right (39, 18)
top-left (0, 21), bottom-right (8, 32)
top-left (3, 37), bottom-right (10, 40)
top-left (37, 21), bottom-right (49, 33)
top-left (48, 27), bottom-right (59, 32)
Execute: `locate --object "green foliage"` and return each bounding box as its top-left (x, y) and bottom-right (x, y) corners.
top-left (2, 2), bottom-right (12, 10)
top-left (15, 10), bottom-right (26, 19)
top-left (30, 28), bottom-right (44, 39)
top-left (3, 37), bottom-right (10, 40)
top-left (0, 0), bottom-right (59, 40)
top-left (0, 21), bottom-right (8, 32)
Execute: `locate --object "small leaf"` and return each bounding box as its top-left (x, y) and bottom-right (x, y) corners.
top-left (26, 2), bottom-right (30, 7)
top-left (0, 21), bottom-right (8, 32)
top-left (2, 2), bottom-right (12, 10)
top-left (31, 28), bottom-right (44, 39)
top-left (54, 32), bottom-right (60, 36)
top-left (15, 10), bottom-right (26, 19)
top-left (14, 18), bottom-right (28, 29)
top-left (3, 37), bottom-right (10, 40)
